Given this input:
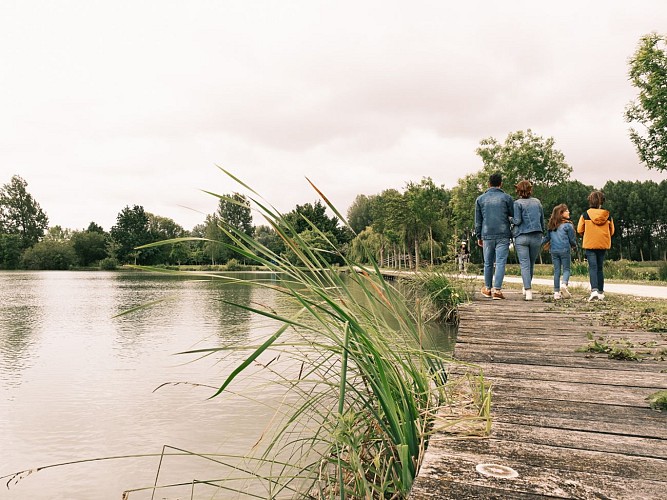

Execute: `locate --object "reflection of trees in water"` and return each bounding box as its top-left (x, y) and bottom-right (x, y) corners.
top-left (110, 273), bottom-right (274, 357)
top-left (0, 273), bottom-right (43, 384)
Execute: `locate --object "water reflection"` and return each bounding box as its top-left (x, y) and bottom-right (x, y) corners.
top-left (0, 273), bottom-right (44, 387)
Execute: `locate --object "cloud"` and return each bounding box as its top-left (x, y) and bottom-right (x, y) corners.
top-left (1, 1), bottom-right (666, 231)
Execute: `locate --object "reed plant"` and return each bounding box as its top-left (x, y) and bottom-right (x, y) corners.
top-left (133, 170), bottom-right (461, 498)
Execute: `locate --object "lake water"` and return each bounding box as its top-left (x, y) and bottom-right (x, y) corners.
top-left (0, 271), bottom-right (454, 499)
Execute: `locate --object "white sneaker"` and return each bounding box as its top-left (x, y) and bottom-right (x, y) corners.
top-left (560, 283), bottom-right (571, 299)
top-left (522, 288), bottom-right (526, 296)
top-left (525, 289), bottom-right (533, 301)
top-left (597, 293), bottom-right (605, 301)
top-left (588, 291), bottom-right (599, 302)
top-left (554, 291), bottom-right (562, 300)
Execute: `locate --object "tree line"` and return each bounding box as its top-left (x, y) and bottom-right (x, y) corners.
top-left (1, 133), bottom-right (665, 271)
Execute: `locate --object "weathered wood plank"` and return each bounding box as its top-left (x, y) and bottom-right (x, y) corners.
top-left (426, 437), bottom-right (667, 481)
top-left (449, 362), bottom-right (667, 388)
top-left (492, 410), bottom-right (667, 440)
top-left (411, 443), bottom-right (666, 500)
top-left (489, 421), bottom-right (667, 459)
top-left (450, 346), bottom-right (667, 372)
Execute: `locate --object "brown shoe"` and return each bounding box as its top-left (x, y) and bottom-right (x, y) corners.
top-left (481, 286), bottom-right (492, 298)
top-left (492, 289), bottom-right (506, 300)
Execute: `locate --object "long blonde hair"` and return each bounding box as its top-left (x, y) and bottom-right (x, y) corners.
top-left (547, 203), bottom-right (570, 231)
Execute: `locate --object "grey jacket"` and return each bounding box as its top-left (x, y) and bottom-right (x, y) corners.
top-left (511, 197), bottom-right (545, 237)
top-left (475, 187), bottom-right (514, 240)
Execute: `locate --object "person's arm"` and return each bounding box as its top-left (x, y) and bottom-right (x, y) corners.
top-left (609, 217), bottom-right (615, 237)
top-left (541, 232), bottom-right (551, 245)
top-left (567, 223), bottom-right (577, 248)
top-left (474, 198), bottom-right (482, 244)
top-left (576, 214), bottom-right (585, 235)
top-left (540, 204), bottom-right (545, 233)
top-left (510, 200), bottom-right (521, 225)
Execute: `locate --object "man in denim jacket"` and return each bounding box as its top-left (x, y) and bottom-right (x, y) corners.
top-left (474, 172), bottom-right (514, 299)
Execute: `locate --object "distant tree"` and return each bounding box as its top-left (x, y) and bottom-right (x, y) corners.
top-left (21, 239), bottom-right (77, 270)
top-left (0, 175), bottom-right (49, 249)
top-left (217, 193), bottom-right (254, 237)
top-left (404, 178), bottom-right (450, 267)
top-left (536, 180), bottom-right (593, 223)
top-left (449, 172), bottom-right (487, 264)
top-left (255, 224), bottom-right (284, 257)
top-left (71, 229), bottom-right (109, 267)
top-left (44, 225), bottom-right (72, 242)
top-left (284, 200), bottom-right (350, 245)
top-left (476, 129), bottom-right (572, 189)
top-left (146, 213), bottom-right (187, 264)
top-left (86, 221), bottom-right (105, 233)
top-left (0, 233), bottom-right (22, 269)
top-left (371, 189), bottom-right (405, 267)
top-left (625, 33), bottom-right (667, 172)
top-left (347, 194), bottom-right (376, 234)
top-left (203, 213), bottom-right (226, 265)
top-left (110, 205), bottom-right (152, 264)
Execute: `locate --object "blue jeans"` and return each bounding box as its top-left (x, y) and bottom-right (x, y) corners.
top-left (514, 232), bottom-right (542, 289)
top-left (552, 250), bottom-right (571, 291)
top-left (482, 237), bottom-right (510, 289)
top-left (586, 249), bottom-right (606, 292)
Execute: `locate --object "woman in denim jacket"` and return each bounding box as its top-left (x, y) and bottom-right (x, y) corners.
top-left (511, 180), bottom-right (545, 301)
top-left (542, 204), bottom-right (577, 299)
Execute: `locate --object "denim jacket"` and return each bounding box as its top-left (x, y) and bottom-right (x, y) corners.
top-left (511, 197), bottom-right (545, 237)
top-left (542, 221), bottom-right (577, 253)
top-left (475, 187), bottom-right (514, 240)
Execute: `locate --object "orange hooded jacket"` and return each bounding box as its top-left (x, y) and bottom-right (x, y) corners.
top-left (577, 208), bottom-right (615, 250)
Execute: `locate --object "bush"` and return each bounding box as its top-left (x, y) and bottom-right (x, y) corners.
top-left (99, 257), bottom-right (119, 270)
top-left (224, 258), bottom-right (243, 271)
top-left (21, 240), bottom-right (76, 270)
top-left (659, 262), bottom-right (667, 281)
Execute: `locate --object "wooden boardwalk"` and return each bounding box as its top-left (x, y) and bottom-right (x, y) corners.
top-left (409, 289), bottom-right (667, 500)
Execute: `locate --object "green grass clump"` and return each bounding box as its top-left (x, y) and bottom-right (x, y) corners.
top-left (134, 169), bottom-right (468, 499)
top-left (647, 390), bottom-right (667, 411)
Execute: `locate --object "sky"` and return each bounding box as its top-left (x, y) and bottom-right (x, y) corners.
top-left (2, 0), bottom-right (666, 232)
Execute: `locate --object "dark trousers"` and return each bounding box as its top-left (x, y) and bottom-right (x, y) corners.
top-left (585, 249), bottom-right (606, 292)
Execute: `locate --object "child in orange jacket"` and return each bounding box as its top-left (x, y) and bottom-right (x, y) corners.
top-left (577, 191), bottom-right (615, 301)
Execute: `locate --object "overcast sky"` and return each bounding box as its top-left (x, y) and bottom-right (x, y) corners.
top-left (2, 1), bottom-right (666, 231)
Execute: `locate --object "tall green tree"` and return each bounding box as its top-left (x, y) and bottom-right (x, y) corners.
top-left (476, 129), bottom-right (572, 189)
top-left (0, 234), bottom-right (22, 269)
top-left (404, 178), bottom-right (450, 267)
top-left (217, 193), bottom-right (254, 237)
top-left (0, 175), bottom-right (49, 249)
top-left (110, 205), bottom-right (152, 264)
top-left (203, 213), bottom-right (226, 265)
top-left (625, 33), bottom-right (667, 172)
top-left (347, 194), bottom-right (376, 234)
top-left (71, 225), bottom-right (109, 267)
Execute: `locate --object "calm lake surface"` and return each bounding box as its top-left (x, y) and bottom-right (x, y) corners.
top-left (0, 271), bottom-right (454, 499)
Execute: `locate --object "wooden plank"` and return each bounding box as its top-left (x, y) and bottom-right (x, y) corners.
top-left (489, 422), bottom-right (667, 459)
top-left (412, 442), bottom-right (666, 500)
top-left (450, 362), bottom-right (667, 388)
top-left (493, 410), bottom-right (667, 440)
top-left (426, 437), bottom-right (667, 481)
top-left (486, 377), bottom-right (657, 407)
top-left (450, 347), bottom-right (667, 372)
